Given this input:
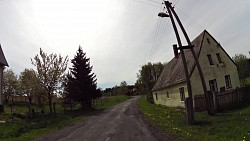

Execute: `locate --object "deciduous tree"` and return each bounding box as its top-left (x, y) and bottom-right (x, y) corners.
top-left (31, 48), bottom-right (68, 113)
top-left (232, 54), bottom-right (250, 86)
top-left (3, 69), bottom-right (19, 103)
top-left (135, 62), bottom-right (164, 103)
top-left (19, 68), bottom-right (43, 105)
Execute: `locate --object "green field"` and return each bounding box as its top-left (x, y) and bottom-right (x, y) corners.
top-left (138, 96), bottom-right (250, 141)
top-left (0, 95), bottom-right (131, 141)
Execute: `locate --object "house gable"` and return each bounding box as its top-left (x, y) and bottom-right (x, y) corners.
top-left (0, 45), bottom-right (8, 67)
top-left (190, 31), bottom-right (240, 95)
top-left (152, 30), bottom-right (205, 91)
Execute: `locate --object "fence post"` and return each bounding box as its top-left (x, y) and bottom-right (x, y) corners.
top-left (207, 91), bottom-right (216, 115)
top-left (212, 91), bottom-right (217, 112)
top-left (185, 97), bottom-right (194, 124)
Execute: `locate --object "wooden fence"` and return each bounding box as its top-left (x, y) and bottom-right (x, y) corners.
top-left (194, 86), bottom-right (250, 112)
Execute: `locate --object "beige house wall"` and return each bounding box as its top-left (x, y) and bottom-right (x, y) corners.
top-left (153, 32), bottom-right (240, 108)
top-left (190, 32), bottom-right (240, 96)
top-left (153, 82), bottom-right (188, 107)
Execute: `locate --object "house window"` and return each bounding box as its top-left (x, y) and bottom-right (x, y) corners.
top-left (216, 53), bottom-right (222, 63)
top-left (225, 75), bottom-right (232, 89)
top-left (207, 38), bottom-right (211, 44)
top-left (155, 93), bottom-right (158, 100)
top-left (166, 91), bottom-right (169, 99)
top-left (207, 54), bottom-right (214, 65)
top-left (179, 87), bottom-right (185, 101)
top-left (209, 79), bottom-right (218, 92)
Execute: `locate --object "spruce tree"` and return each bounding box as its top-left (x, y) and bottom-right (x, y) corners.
top-left (67, 46), bottom-right (98, 108)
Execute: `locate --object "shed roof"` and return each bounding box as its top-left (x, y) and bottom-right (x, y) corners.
top-left (0, 44), bottom-right (8, 67)
top-left (152, 30), bottom-right (206, 91)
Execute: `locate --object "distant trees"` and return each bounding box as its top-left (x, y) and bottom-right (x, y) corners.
top-left (31, 48), bottom-right (68, 114)
top-left (232, 53), bottom-right (250, 86)
top-left (19, 68), bottom-right (43, 106)
top-left (135, 62), bottom-right (164, 103)
top-left (3, 69), bottom-right (19, 103)
top-left (65, 46), bottom-right (100, 108)
top-left (135, 62), bottom-right (164, 94)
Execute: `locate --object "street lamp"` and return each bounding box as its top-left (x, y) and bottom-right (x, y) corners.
top-left (158, 12), bottom-right (169, 18)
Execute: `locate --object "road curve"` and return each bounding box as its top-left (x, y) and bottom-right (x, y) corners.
top-left (33, 96), bottom-right (161, 141)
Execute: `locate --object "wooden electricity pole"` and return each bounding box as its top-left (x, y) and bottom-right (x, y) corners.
top-left (159, 1), bottom-right (216, 124)
top-left (166, 1), bottom-right (215, 116)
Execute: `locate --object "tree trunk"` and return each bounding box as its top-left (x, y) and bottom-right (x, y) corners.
top-left (28, 96), bottom-right (32, 118)
top-left (48, 89), bottom-right (53, 114)
top-left (28, 96), bottom-right (32, 105)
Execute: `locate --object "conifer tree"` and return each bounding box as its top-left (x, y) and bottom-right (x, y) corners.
top-left (67, 46), bottom-right (98, 108)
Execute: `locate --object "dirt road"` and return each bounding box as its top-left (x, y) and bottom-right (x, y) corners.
top-left (33, 96), bottom-right (171, 141)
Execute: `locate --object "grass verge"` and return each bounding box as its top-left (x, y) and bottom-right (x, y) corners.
top-left (0, 95), bottom-right (131, 141)
top-left (137, 96), bottom-right (250, 141)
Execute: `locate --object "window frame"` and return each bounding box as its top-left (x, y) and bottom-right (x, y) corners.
top-left (179, 87), bottom-right (185, 102)
top-left (155, 93), bottom-right (158, 100)
top-left (166, 91), bottom-right (170, 99)
top-left (216, 53), bottom-right (222, 63)
top-left (209, 79), bottom-right (218, 92)
top-left (207, 54), bottom-right (214, 65)
top-left (225, 75), bottom-right (232, 89)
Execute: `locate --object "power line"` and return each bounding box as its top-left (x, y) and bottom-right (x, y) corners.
top-left (148, 3), bottom-right (165, 62)
top-left (175, 7), bottom-right (204, 31)
top-left (132, 0), bottom-right (161, 8)
top-left (173, 0), bottom-right (180, 7)
top-left (151, 20), bottom-right (170, 61)
top-left (149, 18), bottom-right (162, 60)
top-left (145, 0), bottom-right (162, 4)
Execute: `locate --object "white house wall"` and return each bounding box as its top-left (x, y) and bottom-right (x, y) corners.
top-left (153, 82), bottom-right (188, 107)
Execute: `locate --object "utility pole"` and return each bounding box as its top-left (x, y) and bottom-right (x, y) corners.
top-left (166, 1), bottom-right (215, 116)
top-left (158, 1), bottom-right (215, 124)
top-left (159, 1), bottom-right (194, 124)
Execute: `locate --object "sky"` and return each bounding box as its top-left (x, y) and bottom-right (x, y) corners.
top-left (0, 0), bottom-right (249, 89)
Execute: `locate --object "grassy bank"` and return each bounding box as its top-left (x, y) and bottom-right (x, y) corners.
top-left (138, 96), bottom-right (250, 141)
top-left (0, 95), bottom-right (131, 141)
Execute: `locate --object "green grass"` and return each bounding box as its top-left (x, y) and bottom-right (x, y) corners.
top-left (0, 95), bottom-right (131, 141)
top-left (241, 76), bottom-right (250, 86)
top-left (138, 96), bottom-right (250, 141)
top-left (94, 95), bottom-right (131, 110)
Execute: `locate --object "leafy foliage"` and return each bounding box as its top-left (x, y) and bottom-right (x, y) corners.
top-left (136, 62), bottom-right (164, 93)
top-left (135, 62), bottom-right (164, 102)
top-left (66, 46), bottom-right (100, 108)
top-left (19, 68), bottom-right (44, 105)
top-left (31, 48), bottom-right (68, 113)
top-left (3, 69), bottom-right (19, 103)
top-left (232, 54), bottom-right (250, 86)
